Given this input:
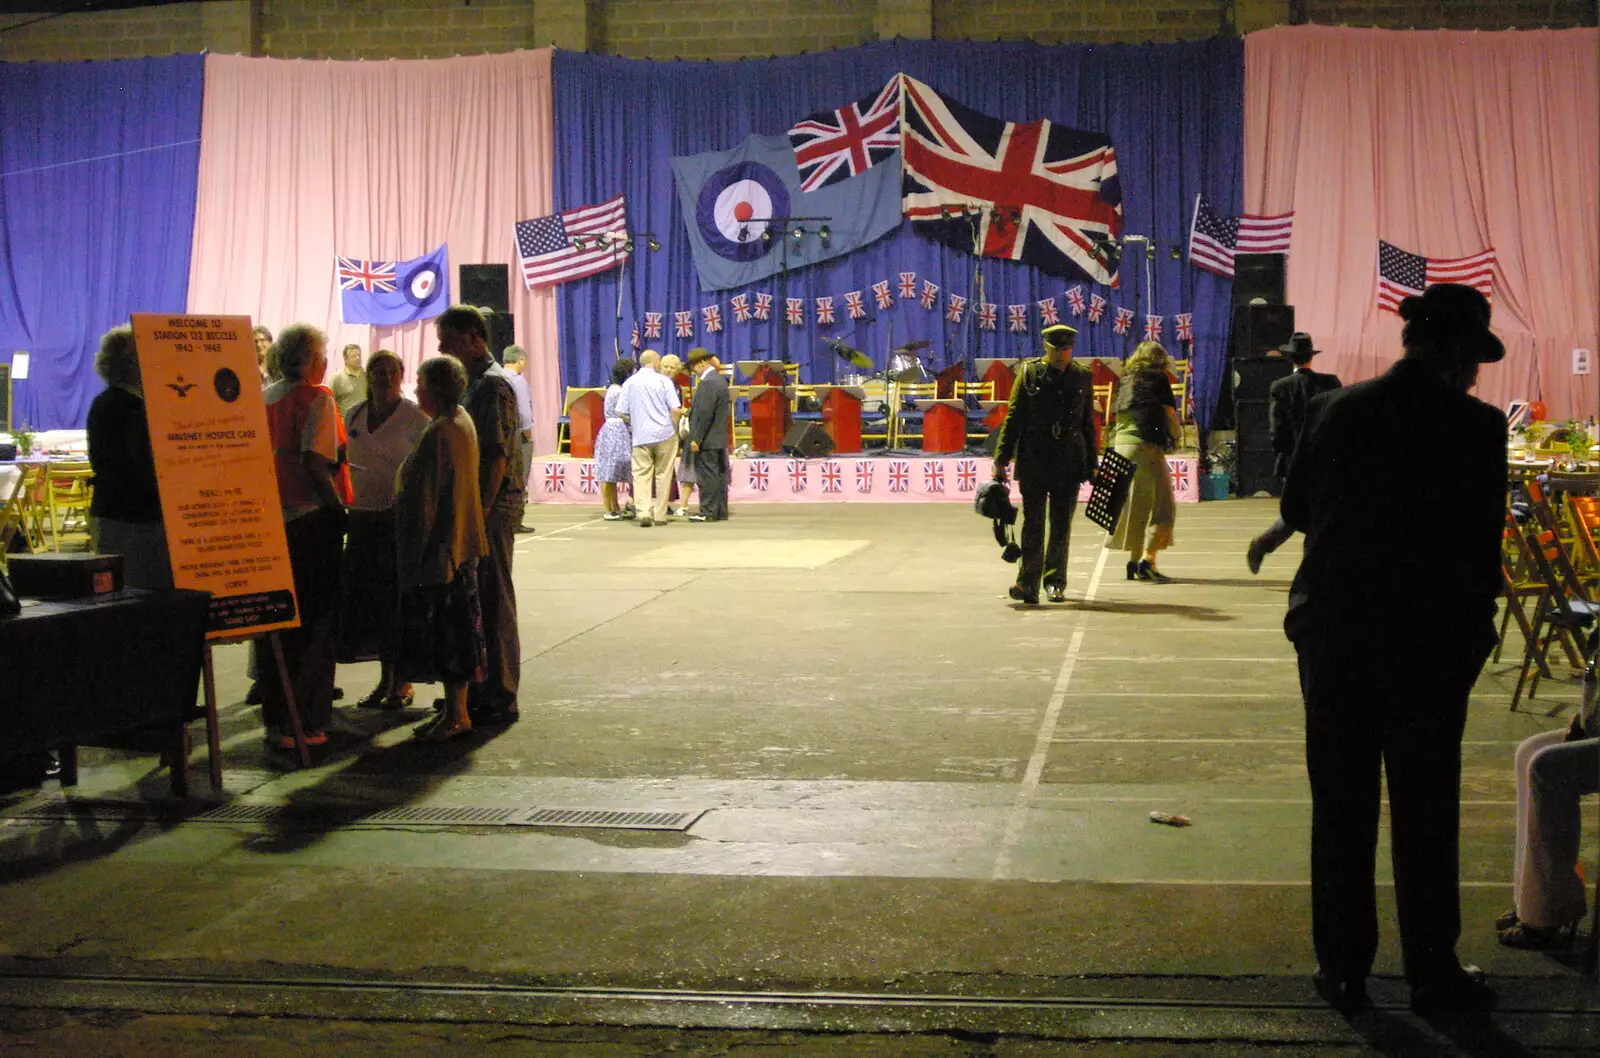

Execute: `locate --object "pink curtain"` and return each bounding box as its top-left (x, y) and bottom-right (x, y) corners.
top-left (188, 50), bottom-right (561, 453)
top-left (1244, 26), bottom-right (1598, 416)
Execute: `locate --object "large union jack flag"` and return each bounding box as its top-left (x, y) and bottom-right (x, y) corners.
top-left (788, 76), bottom-right (902, 193)
top-left (901, 76), bottom-right (1123, 286)
top-left (337, 257), bottom-right (397, 293)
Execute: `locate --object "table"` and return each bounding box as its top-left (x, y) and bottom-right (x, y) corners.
top-left (0, 588), bottom-right (209, 795)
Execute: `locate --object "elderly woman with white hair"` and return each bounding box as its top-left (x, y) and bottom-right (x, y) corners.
top-left (86, 324), bottom-right (171, 589)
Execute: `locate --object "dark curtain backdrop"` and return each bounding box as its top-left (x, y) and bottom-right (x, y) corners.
top-left (552, 38), bottom-right (1243, 429)
top-left (0, 55), bottom-right (202, 431)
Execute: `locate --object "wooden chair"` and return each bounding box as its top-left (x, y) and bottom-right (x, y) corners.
top-left (891, 382), bottom-right (939, 447)
top-left (1167, 360), bottom-right (1193, 449)
top-left (1512, 521), bottom-right (1600, 710)
top-left (0, 464), bottom-right (36, 564)
top-left (1498, 509), bottom-right (1553, 675)
top-left (42, 460), bottom-right (93, 552)
top-left (953, 381), bottom-right (997, 446)
top-left (1091, 381), bottom-right (1117, 433)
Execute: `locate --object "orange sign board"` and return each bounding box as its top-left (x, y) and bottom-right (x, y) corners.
top-left (132, 313), bottom-right (298, 639)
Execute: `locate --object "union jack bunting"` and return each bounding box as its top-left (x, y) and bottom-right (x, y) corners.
top-left (578, 463), bottom-right (599, 494)
top-left (887, 459), bottom-right (911, 493)
top-left (1066, 286), bottom-right (1086, 315)
top-left (873, 281), bottom-right (894, 309)
top-left (1038, 297), bottom-right (1060, 325)
top-left (1174, 312), bottom-right (1194, 343)
top-left (337, 257), bottom-right (397, 292)
top-left (785, 297), bottom-right (804, 326)
top-left (919, 279), bottom-right (939, 310)
top-left (673, 311), bottom-right (693, 339)
top-left (946, 293), bottom-right (967, 323)
top-left (630, 322), bottom-right (641, 350)
top-left (731, 293), bottom-right (752, 323)
top-left (787, 460), bottom-right (808, 492)
top-left (820, 460), bottom-right (844, 493)
top-left (845, 290), bottom-right (867, 319)
top-left (1088, 295), bottom-right (1106, 323)
top-left (753, 292), bottom-right (773, 320)
top-left (747, 460), bottom-right (770, 491)
top-left (1143, 314), bottom-right (1163, 341)
top-left (854, 459), bottom-right (875, 493)
top-left (956, 458), bottom-right (979, 492)
top-left (542, 462), bottom-right (566, 492)
top-left (898, 272), bottom-right (918, 299)
top-left (816, 296), bottom-right (836, 325)
top-left (644, 311), bottom-right (663, 338)
top-left (977, 302), bottom-right (998, 330)
top-left (923, 460), bottom-right (946, 493)
top-left (1007, 304), bottom-right (1028, 332)
top-left (703, 304), bottom-right (723, 333)
top-left (788, 76), bottom-right (902, 192)
top-left (1113, 307), bottom-right (1134, 335)
top-left (900, 75), bottom-right (1123, 285)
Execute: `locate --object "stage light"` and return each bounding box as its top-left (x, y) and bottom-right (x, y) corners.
top-left (647, 236), bottom-right (660, 252)
top-left (760, 228), bottom-right (772, 244)
top-left (791, 227), bottom-right (805, 242)
top-left (818, 225), bottom-right (831, 244)
top-left (939, 206), bottom-right (952, 220)
top-left (1170, 246), bottom-right (1181, 260)
top-left (622, 240), bottom-right (635, 255)
top-left (570, 235), bottom-right (588, 249)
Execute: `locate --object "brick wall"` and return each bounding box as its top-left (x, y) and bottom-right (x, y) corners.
top-left (0, 0), bottom-right (249, 62)
top-left (1304, 0), bottom-right (1595, 28)
top-left (933, 0), bottom-right (1226, 44)
top-left (261, 0), bottom-right (537, 60)
top-left (594, 0), bottom-right (877, 60)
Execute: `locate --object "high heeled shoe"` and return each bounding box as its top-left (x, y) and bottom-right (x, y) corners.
top-left (1126, 561), bottom-right (1139, 580)
top-left (1497, 920), bottom-right (1578, 950)
top-left (1137, 559), bottom-right (1172, 584)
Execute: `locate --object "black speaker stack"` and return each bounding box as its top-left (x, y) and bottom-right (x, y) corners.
top-left (460, 264), bottom-right (515, 362)
top-left (1224, 253), bottom-right (1293, 496)
top-left (782, 422), bottom-right (834, 460)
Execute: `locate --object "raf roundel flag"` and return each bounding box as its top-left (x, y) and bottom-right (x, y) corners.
top-left (338, 244), bottom-right (450, 325)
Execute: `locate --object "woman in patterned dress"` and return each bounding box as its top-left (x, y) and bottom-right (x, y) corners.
top-left (594, 358), bottom-right (636, 520)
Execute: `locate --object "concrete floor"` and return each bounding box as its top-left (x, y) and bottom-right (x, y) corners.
top-left (0, 499), bottom-right (1596, 1054)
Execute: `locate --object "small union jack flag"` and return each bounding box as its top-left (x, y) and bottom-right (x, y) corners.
top-left (820, 460), bottom-right (843, 493)
top-left (731, 293), bottom-right (752, 323)
top-left (1143, 314), bottom-right (1163, 341)
top-left (956, 458), bottom-right (979, 492)
top-left (977, 302), bottom-right (998, 330)
top-left (1088, 295), bottom-right (1107, 323)
top-left (337, 257), bottom-right (397, 293)
top-left (1007, 305), bottom-right (1028, 332)
top-left (753, 292), bottom-right (773, 321)
top-left (543, 462), bottom-right (566, 492)
top-left (644, 311), bottom-right (663, 338)
top-left (898, 271), bottom-right (918, 299)
top-left (887, 459), bottom-right (911, 493)
top-left (702, 304), bottom-right (723, 333)
top-left (1113, 307), bottom-right (1134, 335)
top-left (845, 290), bottom-right (866, 319)
top-left (674, 311), bottom-right (693, 339)
top-left (1174, 312), bottom-right (1194, 343)
top-left (923, 460), bottom-right (946, 493)
top-left (747, 460), bottom-right (770, 491)
top-left (787, 460), bottom-right (808, 492)
top-left (578, 463), bottom-right (599, 494)
top-left (854, 459), bottom-right (875, 492)
top-left (630, 322), bottom-right (641, 350)
top-left (1038, 297), bottom-right (1059, 325)
top-left (919, 279), bottom-right (939, 310)
top-left (1066, 286), bottom-right (1086, 315)
top-left (816, 296), bottom-right (836, 325)
top-left (946, 293), bottom-right (967, 323)
top-left (785, 297), bottom-right (804, 326)
top-left (873, 280), bottom-right (894, 309)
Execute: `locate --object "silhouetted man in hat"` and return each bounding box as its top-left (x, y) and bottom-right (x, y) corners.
top-left (1246, 332), bottom-right (1341, 572)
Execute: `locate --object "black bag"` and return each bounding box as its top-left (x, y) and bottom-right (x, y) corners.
top-left (1084, 449), bottom-right (1137, 533)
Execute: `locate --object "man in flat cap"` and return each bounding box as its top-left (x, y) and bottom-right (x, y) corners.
top-left (991, 323), bottom-right (1097, 604)
top-left (684, 347), bottom-right (731, 522)
top-left (1246, 331), bottom-right (1342, 573)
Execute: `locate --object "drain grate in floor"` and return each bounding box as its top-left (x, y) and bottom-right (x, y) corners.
top-left (522, 807), bottom-right (704, 831)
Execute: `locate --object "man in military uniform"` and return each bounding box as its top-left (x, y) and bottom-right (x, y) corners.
top-left (991, 324), bottom-right (1098, 604)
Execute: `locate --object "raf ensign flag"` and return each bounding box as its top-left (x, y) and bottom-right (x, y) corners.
top-left (338, 244), bottom-right (449, 325)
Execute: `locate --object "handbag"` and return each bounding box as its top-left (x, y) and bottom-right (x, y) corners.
top-left (1084, 448), bottom-right (1137, 533)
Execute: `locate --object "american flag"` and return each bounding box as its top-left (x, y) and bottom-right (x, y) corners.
top-left (702, 304), bottom-right (723, 333)
top-left (515, 194), bottom-right (629, 289)
top-left (873, 281), bottom-right (894, 309)
top-left (1187, 194), bottom-right (1293, 279)
top-left (731, 293), bottom-right (752, 322)
top-left (644, 311), bottom-right (663, 339)
top-left (1113, 307), bottom-right (1134, 335)
top-left (578, 463), bottom-right (599, 494)
top-left (977, 302), bottom-right (998, 330)
top-left (816, 296), bottom-right (836, 325)
top-left (854, 459), bottom-right (875, 492)
top-left (753, 292), bottom-right (773, 320)
top-left (674, 311), bottom-right (693, 338)
top-left (820, 460), bottom-right (843, 492)
top-left (337, 257), bottom-right (397, 293)
top-left (1175, 312), bottom-right (1194, 343)
top-left (788, 76), bottom-right (902, 192)
top-left (747, 461), bottom-right (769, 491)
top-left (1144, 315), bottom-right (1163, 341)
top-left (543, 462), bottom-right (566, 492)
top-left (845, 290), bottom-right (866, 319)
top-left (946, 293), bottom-right (967, 323)
top-left (956, 458), bottom-right (979, 491)
top-left (1066, 286), bottom-right (1086, 315)
top-left (1007, 305), bottom-right (1027, 332)
top-left (923, 461), bottom-right (945, 492)
top-left (919, 279), bottom-right (939, 310)
top-left (888, 459), bottom-right (911, 492)
top-left (787, 460), bottom-right (808, 492)
top-left (785, 297), bottom-right (804, 326)
top-left (1376, 240), bottom-right (1495, 313)
top-left (1038, 297), bottom-right (1059, 325)
top-left (1088, 294), bottom-right (1106, 323)
top-left (898, 272), bottom-right (918, 299)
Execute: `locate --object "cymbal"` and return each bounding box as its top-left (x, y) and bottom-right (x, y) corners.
top-left (893, 339), bottom-right (932, 353)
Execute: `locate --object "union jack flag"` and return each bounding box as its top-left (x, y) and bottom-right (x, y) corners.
top-left (630, 322), bottom-right (641, 350)
top-left (702, 304), bottom-right (723, 333)
top-left (1038, 297), bottom-right (1060, 325)
top-left (578, 463), bottom-right (599, 494)
top-left (888, 459), bottom-right (911, 492)
top-left (337, 257), bottom-right (397, 293)
top-left (946, 293), bottom-right (967, 323)
top-left (923, 460), bottom-right (946, 492)
top-left (1174, 312), bottom-right (1194, 343)
top-left (816, 296), bottom-right (836, 325)
top-left (788, 76), bottom-right (902, 192)
top-left (956, 458), bottom-right (979, 492)
top-left (787, 460), bottom-right (808, 492)
top-left (845, 290), bottom-right (866, 319)
top-left (731, 293), bottom-right (752, 323)
top-left (747, 460), bottom-right (770, 491)
top-left (900, 75), bottom-right (1123, 286)
top-left (898, 272), bottom-right (918, 299)
top-left (1088, 295), bottom-right (1106, 323)
top-left (542, 462), bottom-right (566, 492)
top-left (873, 281), bottom-right (894, 309)
top-left (919, 279), bottom-right (939, 310)
top-left (753, 293), bottom-right (773, 320)
top-left (1113, 307), bottom-right (1134, 335)
top-left (1007, 305), bottom-right (1028, 332)
top-left (1066, 286), bottom-right (1086, 315)
top-left (977, 302), bottom-right (998, 330)
top-left (785, 297), bottom-right (804, 326)
top-left (674, 311), bottom-right (693, 338)
top-left (1144, 314), bottom-right (1163, 341)
top-left (854, 459), bottom-right (875, 492)
top-left (644, 311), bottom-right (663, 339)
top-left (820, 460), bottom-right (843, 493)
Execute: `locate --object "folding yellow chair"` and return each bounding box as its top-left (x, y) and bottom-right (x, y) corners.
top-left (42, 460), bottom-right (93, 552)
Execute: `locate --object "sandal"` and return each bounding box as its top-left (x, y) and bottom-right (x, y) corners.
top-left (381, 690), bottom-right (415, 711)
top-left (1497, 921), bottom-right (1577, 950)
top-left (356, 688), bottom-right (389, 709)
top-left (421, 718), bottom-right (472, 742)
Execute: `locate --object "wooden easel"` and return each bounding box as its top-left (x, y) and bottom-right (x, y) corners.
top-left (199, 628), bottom-right (310, 789)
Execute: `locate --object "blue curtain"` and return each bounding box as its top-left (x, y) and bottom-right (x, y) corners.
top-left (0, 55), bottom-right (203, 431)
top-left (552, 39), bottom-right (1242, 429)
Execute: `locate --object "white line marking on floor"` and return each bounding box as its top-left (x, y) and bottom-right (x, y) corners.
top-left (1074, 656), bottom-right (1293, 663)
top-left (1049, 738), bottom-right (1530, 746)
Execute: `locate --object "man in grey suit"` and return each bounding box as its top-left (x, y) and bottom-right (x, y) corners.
top-left (684, 347), bottom-right (731, 522)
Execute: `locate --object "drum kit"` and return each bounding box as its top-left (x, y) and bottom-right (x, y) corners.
top-left (826, 336), bottom-right (937, 385)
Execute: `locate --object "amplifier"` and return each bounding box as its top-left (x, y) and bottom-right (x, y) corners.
top-left (6, 552), bottom-right (123, 599)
